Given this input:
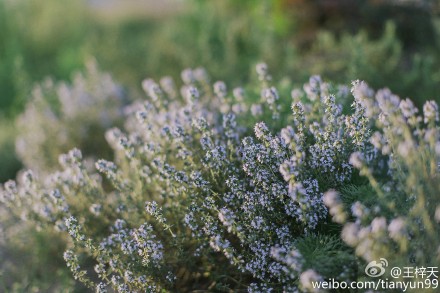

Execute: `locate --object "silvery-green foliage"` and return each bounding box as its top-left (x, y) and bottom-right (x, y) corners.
top-left (2, 63), bottom-right (440, 292)
top-left (15, 60), bottom-right (127, 174)
top-left (324, 82), bottom-right (440, 284)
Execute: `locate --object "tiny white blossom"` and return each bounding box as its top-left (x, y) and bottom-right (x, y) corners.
top-left (388, 217), bottom-right (406, 240)
top-left (300, 269), bottom-right (324, 293)
top-left (349, 152), bottom-right (364, 169)
top-left (423, 100), bottom-right (439, 123)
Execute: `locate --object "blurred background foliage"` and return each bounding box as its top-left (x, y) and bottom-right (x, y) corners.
top-left (1, 0), bottom-right (438, 119)
top-left (0, 0), bottom-right (439, 118)
top-left (0, 0), bottom-right (439, 291)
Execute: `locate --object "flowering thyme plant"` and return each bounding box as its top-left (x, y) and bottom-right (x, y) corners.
top-left (1, 64), bottom-right (439, 292)
top-left (324, 82), bottom-right (440, 284)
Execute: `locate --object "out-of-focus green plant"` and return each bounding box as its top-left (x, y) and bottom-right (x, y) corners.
top-left (1, 0), bottom-right (439, 117)
top-left (0, 120), bottom-right (21, 182)
top-left (0, 207), bottom-right (84, 292)
top-left (88, 0), bottom-right (296, 89)
top-left (280, 0), bottom-right (438, 48)
top-left (136, 1), bottom-right (439, 106)
top-left (15, 61), bottom-right (128, 174)
top-left (0, 0), bottom-right (91, 116)
top-left (295, 22), bottom-right (440, 107)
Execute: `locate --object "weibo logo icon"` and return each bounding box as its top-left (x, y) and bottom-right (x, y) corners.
top-left (365, 258), bottom-right (388, 277)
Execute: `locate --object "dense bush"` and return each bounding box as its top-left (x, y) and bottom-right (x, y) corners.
top-left (1, 65), bottom-right (439, 292)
